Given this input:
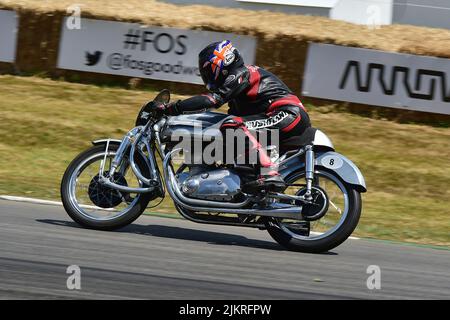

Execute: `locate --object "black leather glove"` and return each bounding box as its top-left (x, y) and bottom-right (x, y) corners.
top-left (164, 101), bottom-right (181, 116)
top-left (150, 101), bottom-right (180, 117)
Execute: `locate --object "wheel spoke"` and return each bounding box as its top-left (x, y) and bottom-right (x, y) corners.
top-left (329, 200), bottom-right (343, 215)
top-left (68, 150), bottom-right (141, 221)
top-left (277, 171), bottom-right (349, 241)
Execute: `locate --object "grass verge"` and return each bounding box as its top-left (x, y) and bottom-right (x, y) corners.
top-left (0, 75), bottom-right (449, 246)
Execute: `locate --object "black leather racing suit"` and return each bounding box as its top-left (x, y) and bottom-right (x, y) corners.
top-left (172, 65), bottom-right (310, 136)
top-left (170, 65), bottom-right (311, 173)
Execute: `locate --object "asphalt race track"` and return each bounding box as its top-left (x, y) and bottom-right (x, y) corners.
top-left (0, 199), bottom-right (449, 300)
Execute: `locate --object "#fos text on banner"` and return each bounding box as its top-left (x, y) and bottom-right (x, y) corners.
top-left (58, 18), bottom-right (257, 84)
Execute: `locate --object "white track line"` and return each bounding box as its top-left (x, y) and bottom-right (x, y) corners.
top-left (0, 195), bottom-right (359, 239)
top-left (0, 195), bottom-right (114, 212)
top-left (0, 195), bottom-right (63, 206)
top-left (311, 231), bottom-right (359, 240)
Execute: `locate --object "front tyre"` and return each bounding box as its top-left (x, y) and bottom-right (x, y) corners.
top-left (61, 144), bottom-right (156, 230)
top-left (265, 170), bottom-right (362, 253)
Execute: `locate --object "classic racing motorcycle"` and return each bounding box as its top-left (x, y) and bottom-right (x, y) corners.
top-left (61, 90), bottom-right (367, 253)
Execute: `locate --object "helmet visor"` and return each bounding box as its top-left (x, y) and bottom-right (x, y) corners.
top-left (199, 61), bottom-right (217, 91)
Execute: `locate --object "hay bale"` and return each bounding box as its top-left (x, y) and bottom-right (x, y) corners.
top-left (1, 0), bottom-right (449, 55)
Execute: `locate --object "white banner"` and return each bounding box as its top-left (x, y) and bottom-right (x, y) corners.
top-left (0, 10), bottom-right (18, 63)
top-left (57, 18), bottom-right (257, 85)
top-left (303, 43), bottom-right (450, 115)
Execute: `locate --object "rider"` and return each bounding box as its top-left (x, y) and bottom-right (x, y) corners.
top-left (157, 40), bottom-right (311, 190)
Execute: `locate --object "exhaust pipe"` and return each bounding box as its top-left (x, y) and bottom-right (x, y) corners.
top-left (163, 150), bottom-right (304, 220)
top-left (163, 149), bottom-right (251, 209)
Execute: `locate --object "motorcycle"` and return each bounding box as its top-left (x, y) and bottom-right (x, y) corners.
top-left (61, 90), bottom-right (367, 253)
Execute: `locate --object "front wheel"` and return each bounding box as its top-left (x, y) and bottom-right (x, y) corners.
top-left (265, 169), bottom-right (362, 253)
top-left (61, 144), bottom-right (157, 230)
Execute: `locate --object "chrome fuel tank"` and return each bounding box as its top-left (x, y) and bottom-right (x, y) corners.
top-left (160, 111), bottom-right (229, 143)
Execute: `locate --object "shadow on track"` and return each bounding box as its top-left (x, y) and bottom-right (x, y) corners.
top-left (36, 219), bottom-right (286, 252)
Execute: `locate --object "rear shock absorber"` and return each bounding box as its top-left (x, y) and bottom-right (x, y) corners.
top-left (304, 145), bottom-right (315, 201)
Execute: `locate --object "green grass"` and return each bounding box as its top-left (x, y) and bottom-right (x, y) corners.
top-left (0, 75), bottom-right (449, 247)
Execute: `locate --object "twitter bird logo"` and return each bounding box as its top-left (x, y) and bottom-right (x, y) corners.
top-left (85, 51), bottom-right (103, 66)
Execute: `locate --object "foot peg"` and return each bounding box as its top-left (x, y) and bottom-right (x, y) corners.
top-left (244, 175), bottom-right (286, 192)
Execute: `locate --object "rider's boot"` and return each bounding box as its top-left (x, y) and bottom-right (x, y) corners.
top-left (242, 126), bottom-right (286, 191)
top-left (246, 172), bottom-right (286, 192)
top-left (221, 117), bottom-right (286, 192)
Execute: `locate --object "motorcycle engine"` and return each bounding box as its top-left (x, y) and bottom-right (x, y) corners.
top-left (177, 167), bottom-right (242, 202)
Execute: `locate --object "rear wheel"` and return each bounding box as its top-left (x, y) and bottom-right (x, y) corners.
top-left (61, 144), bottom-right (158, 230)
top-left (265, 169), bottom-right (362, 253)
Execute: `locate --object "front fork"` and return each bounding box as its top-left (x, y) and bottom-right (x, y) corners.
top-left (98, 126), bottom-right (158, 194)
top-left (105, 127), bottom-right (140, 178)
top-left (304, 145), bottom-right (315, 201)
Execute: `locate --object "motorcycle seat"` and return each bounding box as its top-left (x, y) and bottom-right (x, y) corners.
top-left (280, 127), bottom-right (317, 152)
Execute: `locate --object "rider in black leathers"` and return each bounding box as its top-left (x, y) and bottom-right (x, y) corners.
top-left (157, 40), bottom-right (311, 190)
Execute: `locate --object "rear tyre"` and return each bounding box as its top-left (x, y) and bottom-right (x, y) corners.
top-left (265, 170), bottom-right (362, 253)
